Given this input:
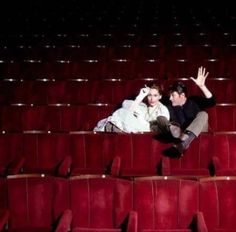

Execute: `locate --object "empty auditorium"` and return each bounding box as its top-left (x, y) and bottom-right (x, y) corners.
top-left (0, 0), bottom-right (236, 231)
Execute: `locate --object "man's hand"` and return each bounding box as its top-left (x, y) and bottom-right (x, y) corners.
top-left (190, 66), bottom-right (209, 88)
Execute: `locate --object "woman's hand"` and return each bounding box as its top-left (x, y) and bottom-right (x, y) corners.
top-left (136, 86), bottom-right (150, 102)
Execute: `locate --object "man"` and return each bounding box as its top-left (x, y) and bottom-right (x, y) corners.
top-left (152, 66), bottom-right (216, 157)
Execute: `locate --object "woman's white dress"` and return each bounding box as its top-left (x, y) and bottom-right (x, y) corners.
top-left (94, 100), bottom-right (170, 133)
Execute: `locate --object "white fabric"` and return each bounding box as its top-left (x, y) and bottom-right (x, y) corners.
top-left (94, 100), bottom-right (170, 133)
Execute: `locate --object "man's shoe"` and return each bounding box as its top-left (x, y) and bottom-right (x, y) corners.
top-left (162, 130), bottom-right (196, 158)
top-left (179, 130), bottom-right (196, 150)
top-left (162, 145), bottom-right (183, 158)
top-left (169, 122), bottom-right (182, 138)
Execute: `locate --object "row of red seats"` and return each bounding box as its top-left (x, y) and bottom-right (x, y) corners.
top-left (0, 57), bottom-right (235, 80)
top-left (0, 78), bottom-right (235, 105)
top-left (0, 104), bottom-right (235, 132)
top-left (1, 132), bottom-right (236, 177)
top-left (1, 29), bottom-right (235, 47)
top-left (1, 43), bottom-right (235, 61)
top-left (1, 175), bottom-right (236, 231)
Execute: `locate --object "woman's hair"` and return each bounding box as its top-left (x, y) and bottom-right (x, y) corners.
top-left (149, 83), bottom-right (163, 95)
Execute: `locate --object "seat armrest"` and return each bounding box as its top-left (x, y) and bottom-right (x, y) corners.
top-left (161, 156), bottom-right (171, 176)
top-left (55, 209), bottom-right (72, 232)
top-left (58, 156), bottom-right (72, 177)
top-left (211, 156), bottom-right (220, 173)
top-left (195, 211), bottom-right (208, 232)
top-left (111, 156), bottom-right (121, 177)
top-left (8, 156), bottom-right (25, 175)
top-left (126, 210), bottom-right (137, 232)
top-left (0, 210), bottom-right (9, 231)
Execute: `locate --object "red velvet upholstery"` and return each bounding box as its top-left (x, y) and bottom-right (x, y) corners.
top-left (1, 78), bottom-right (235, 107)
top-left (212, 133), bottom-right (236, 176)
top-left (207, 105), bottom-right (236, 132)
top-left (0, 105), bottom-right (115, 132)
top-left (60, 105), bottom-right (115, 131)
top-left (165, 59), bottom-right (198, 79)
top-left (0, 134), bottom-right (24, 176)
top-left (66, 80), bottom-right (94, 105)
top-left (104, 59), bottom-right (135, 79)
top-left (70, 132), bottom-right (169, 177)
top-left (206, 79), bottom-right (236, 104)
top-left (7, 174), bottom-right (72, 231)
top-left (19, 61), bottom-right (53, 80)
top-left (0, 80), bottom-right (32, 105)
top-left (111, 133), bottom-right (169, 176)
top-left (135, 59), bottom-right (165, 79)
top-left (132, 177), bottom-right (198, 231)
top-left (69, 176), bottom-right (132, 231)
top-left (200, 59), bottom-right (227, 79)
top-left (167, 133), bottom-right (214, 176)
top-left (0, 177), bottom-right (8, 212)
top-left (0, 106), bottom-right (23, 132)
top-left (23, 133), bottom-right (71, 176)
top-left (45, 81), bottom-right (67, 105)
top-left (53, 60), bottom-right (105, 80)
top-left (70, 133), bottom-right (120, 176)
top-left (199, 177), bottom-right (236, 231)
top-left (109, 46), bottom-right (138, 60)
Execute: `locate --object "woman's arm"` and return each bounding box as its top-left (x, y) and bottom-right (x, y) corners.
top-left (129, 86), bottom-right (150, 112)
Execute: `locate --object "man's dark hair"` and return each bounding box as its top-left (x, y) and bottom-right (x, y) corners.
top-left (169, 81), bottom-right (187, 95)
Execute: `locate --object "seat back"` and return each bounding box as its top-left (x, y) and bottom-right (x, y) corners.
top-left (207, 104), bottom-right (236, 132)
top-left (212, 133), bottom-right (236, 175)
top-left (199, 177), bottom-right (236, 230)
top-left (7, 174), bottom-right (70, 230)
top-left (133, 177), bottom-right (198, 230)
top-left (168, 133), bottom-right (214, 176)
top-left (69, 176), bottom-right (132, 230)
top-left (23, 133), bottom-right (70, 175)
top-left (70, 133), bottom-right (118, 175)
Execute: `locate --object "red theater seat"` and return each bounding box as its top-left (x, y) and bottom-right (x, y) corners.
top-left (165, 59), bottom-right (198, 79)
top-left (212, 133), bottom-right (236, 176)
top-left (110, 133), bottom-right (170, 176)
top-left (135, 59), bottom-right (166, 79)
top-left (22, 106), bottom-right (61, 132)
top-left (19, 60), bottom-right (53, 80)
top-left (0, 61), bottom-right (21, 79)
top-left (104, 59), bottom-right (135, 79)
top-left (109, 45), bottom-right (138, 60)
top-left (207, 104), bottom-right (236, 132)
top-left (0, 80), bottom-right (33, 105)
top-left (198, 177), bottom-right (236, 231)
top-left (0, 133), bottom-right (24, 176)
top-left (69, 176), bottom-right (133, 232)
top-left (66, 80), bottom-right (93, 105)
top-left (0, 177), bottom-right (9, 231)
top-left (167, 133), bottom-right (214, 176)
top-left (23, 133), bottom-right (71, 176)
top-left (132, 177), bottom-right (199, 231)
top-left (53, 60), bottom-right (105, 80)
top-left (6, 174), bottom-right (72, 232)
top-left (60, 104), bottom-right (115, 131)
top-left (70, 132), bottom-right (120, 176)
top-left (136, 45), bottom-right (166, 60)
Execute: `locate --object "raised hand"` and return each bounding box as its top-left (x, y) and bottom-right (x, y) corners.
top-left (190, 66), bottom-right (209, 88)
top-left (136, 85), bottom-right (150, 102)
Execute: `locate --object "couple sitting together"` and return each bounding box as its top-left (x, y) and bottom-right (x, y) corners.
top-left (94, 67), bottom-right (216, 157)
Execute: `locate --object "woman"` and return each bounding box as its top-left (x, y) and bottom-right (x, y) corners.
top-left (94, 84), bottom-right (170, 133)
